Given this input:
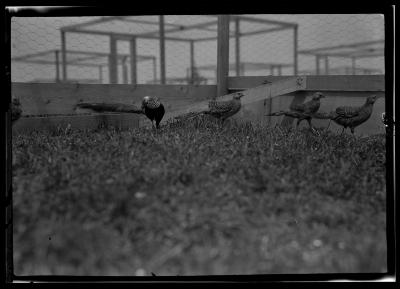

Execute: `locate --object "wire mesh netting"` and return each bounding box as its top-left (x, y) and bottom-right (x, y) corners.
top-left (11, 14), bottom-right (385, 84)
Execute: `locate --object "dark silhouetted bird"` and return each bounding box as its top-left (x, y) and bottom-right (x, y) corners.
top-left (175, 92), bottom-right (244, 122)
top-left (11, 97), bottom-right (22, 124)
top-left (311, 95), bottom-right (381, 134)
top-left (141, 96), bottom-right (165, 128)
top-left (74, 96), bottom-right (165, 128)
top-left (266, 92), bottom-right (325, 129)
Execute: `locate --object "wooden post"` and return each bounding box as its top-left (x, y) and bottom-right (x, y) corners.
top-left (152, 57), bottom-right (157, 83)
top-left (99, 65), bottom-right (103, 83)
top-left (352, 57), bottom-right (356, 75)
top-left (293, 25), bottom-right (298, 75)
top-left (159, 15), bottom-right (166, 85)
top-left (316, 56), bottom-right (320, 75)
top-left (325, 56), bottom-right (329, 75)
top-left (190, 40), bottom-right (195, 84)
top-left (122, 56), bottom-right (128, 84)
top-left (235, 17), bottom-right (241, 76)
top-left (277, 65), bottom-right (282, 76)
top-left (61, 31), bottom-right (67, 81)
top-left (109, 35), bottom-right (118, 84)
top-left (55, 50), bottom-right (60, 82)
top-left (130, 37), bottom-right (137, 84)
top-left (217, 15), bottom-right (230, 98)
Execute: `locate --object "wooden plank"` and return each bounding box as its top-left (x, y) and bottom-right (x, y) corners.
top-left (11, 83), bottom-right (216, 115)
top-left (139, 19), bottom-right (218, 37)
top-left (130, 37), bottom-right (137, 85)
top-left (235, 17), bottom-right (240, 76)
top-left (305, 75), bottom-right (385, 91)
top-left (298, 39), bottom-right (384, 54)
top-left (237, 26), bottom-right (292, 39)
top-left (228, 75), bottom-right (385, 91)
top-left (60, 16), bottom-right (123, 31)
top-left (235, 15), bottom-right (297, 28)
top-left (61, 31), bottom-right (67, 81)
top-left (228, 76), bottom-right (298, 90)
top-left (98, 66), bottom-right (103, 83)
top-left (55, 50), bottom-right (60, 82)
top-left (159, 15), bottom-right (166, 85)
top-left (109, 36), bottom-right (118, 84)
top-left (64, 27), bottom-right (192, 42)
top-left (11, 49), bottom-right (55, 61)
top-left (293, 25), bottom-right (298, 75)
top-left (12, 114), bottom-right (141, 135)
top-left (325, 56), bottom-right (329, 75)
top-left (217, 15), bottom-right (230, 97)
top-left (122, 63), bottom-right (128, 84)
top-left (190, 40), bottom-right (195, 84)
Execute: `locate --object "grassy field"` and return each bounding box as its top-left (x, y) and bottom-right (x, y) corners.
top-left (12, 116), bottom-right (387, 276)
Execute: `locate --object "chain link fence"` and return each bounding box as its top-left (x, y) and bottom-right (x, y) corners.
top-left (11, 14), bottom-right (385, 84)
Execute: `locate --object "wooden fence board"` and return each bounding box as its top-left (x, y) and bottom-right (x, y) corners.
top-left (228, 75), bottom-right (385, 91)
top-left (11, 83), bottom-right (216, 116)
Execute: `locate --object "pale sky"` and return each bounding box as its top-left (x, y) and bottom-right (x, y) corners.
top-left (11, 14), bottom-right (385, 84)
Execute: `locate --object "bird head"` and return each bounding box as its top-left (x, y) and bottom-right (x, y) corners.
top-left (312, 92), bottom-right (325, 100)
top-left (142, 96), bottom-right (151, 105)
top-left (366, 94), bottom-right (379, 104)
top-left (233, 92), bottom-right (244, 100)
top-left (142, 95), bottom-right (161, 109)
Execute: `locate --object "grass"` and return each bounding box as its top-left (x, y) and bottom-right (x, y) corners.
top-left (12, 116), bottom-right (387, 276)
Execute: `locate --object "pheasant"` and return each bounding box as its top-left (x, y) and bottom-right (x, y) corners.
top-left (311, 95), bottom-right (381, 134)
top-left (175, 92), bottom-right (244, 122)
top-left (141, 96), bottom-right (165, 128)
top-left (74, 96), bottom-right (165, 128)
top-left (266, 92), bottom-right (325, 129)
top-left (10, 97), bottom-right (22, 124)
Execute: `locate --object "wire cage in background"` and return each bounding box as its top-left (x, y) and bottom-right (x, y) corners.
top-left (11, 49), bottom-right (156, 83)
top-left (11, 15), bottom-right (298, 84)
top-left (298, 39), bottom-right (384, 75)
top-left (11, 14), bottom-right (385, 84)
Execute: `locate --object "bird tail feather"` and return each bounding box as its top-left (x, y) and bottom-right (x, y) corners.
top-left (266, 110), bottom-right (309, 118)
top-left (309, 111), bottom-right (336, 119)
top-left (174, 110), bottom-right (207, 121)
top-left (74, 102), bottom-right (143, 114)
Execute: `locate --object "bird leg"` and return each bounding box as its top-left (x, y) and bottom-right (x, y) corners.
top-left (325, 120), bottom-right (332, 131)
top-left (306, 118), bottom-right (314, 131)
top-left (296, 118), bottom-right (301, 128)
top-left (350, 127), bottom-right (355, 134)
top-left (341, 127), bottom-right (345, 134)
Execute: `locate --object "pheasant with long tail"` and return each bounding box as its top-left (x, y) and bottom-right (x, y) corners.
top-left (75, 95), bottom-right (165, 128)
